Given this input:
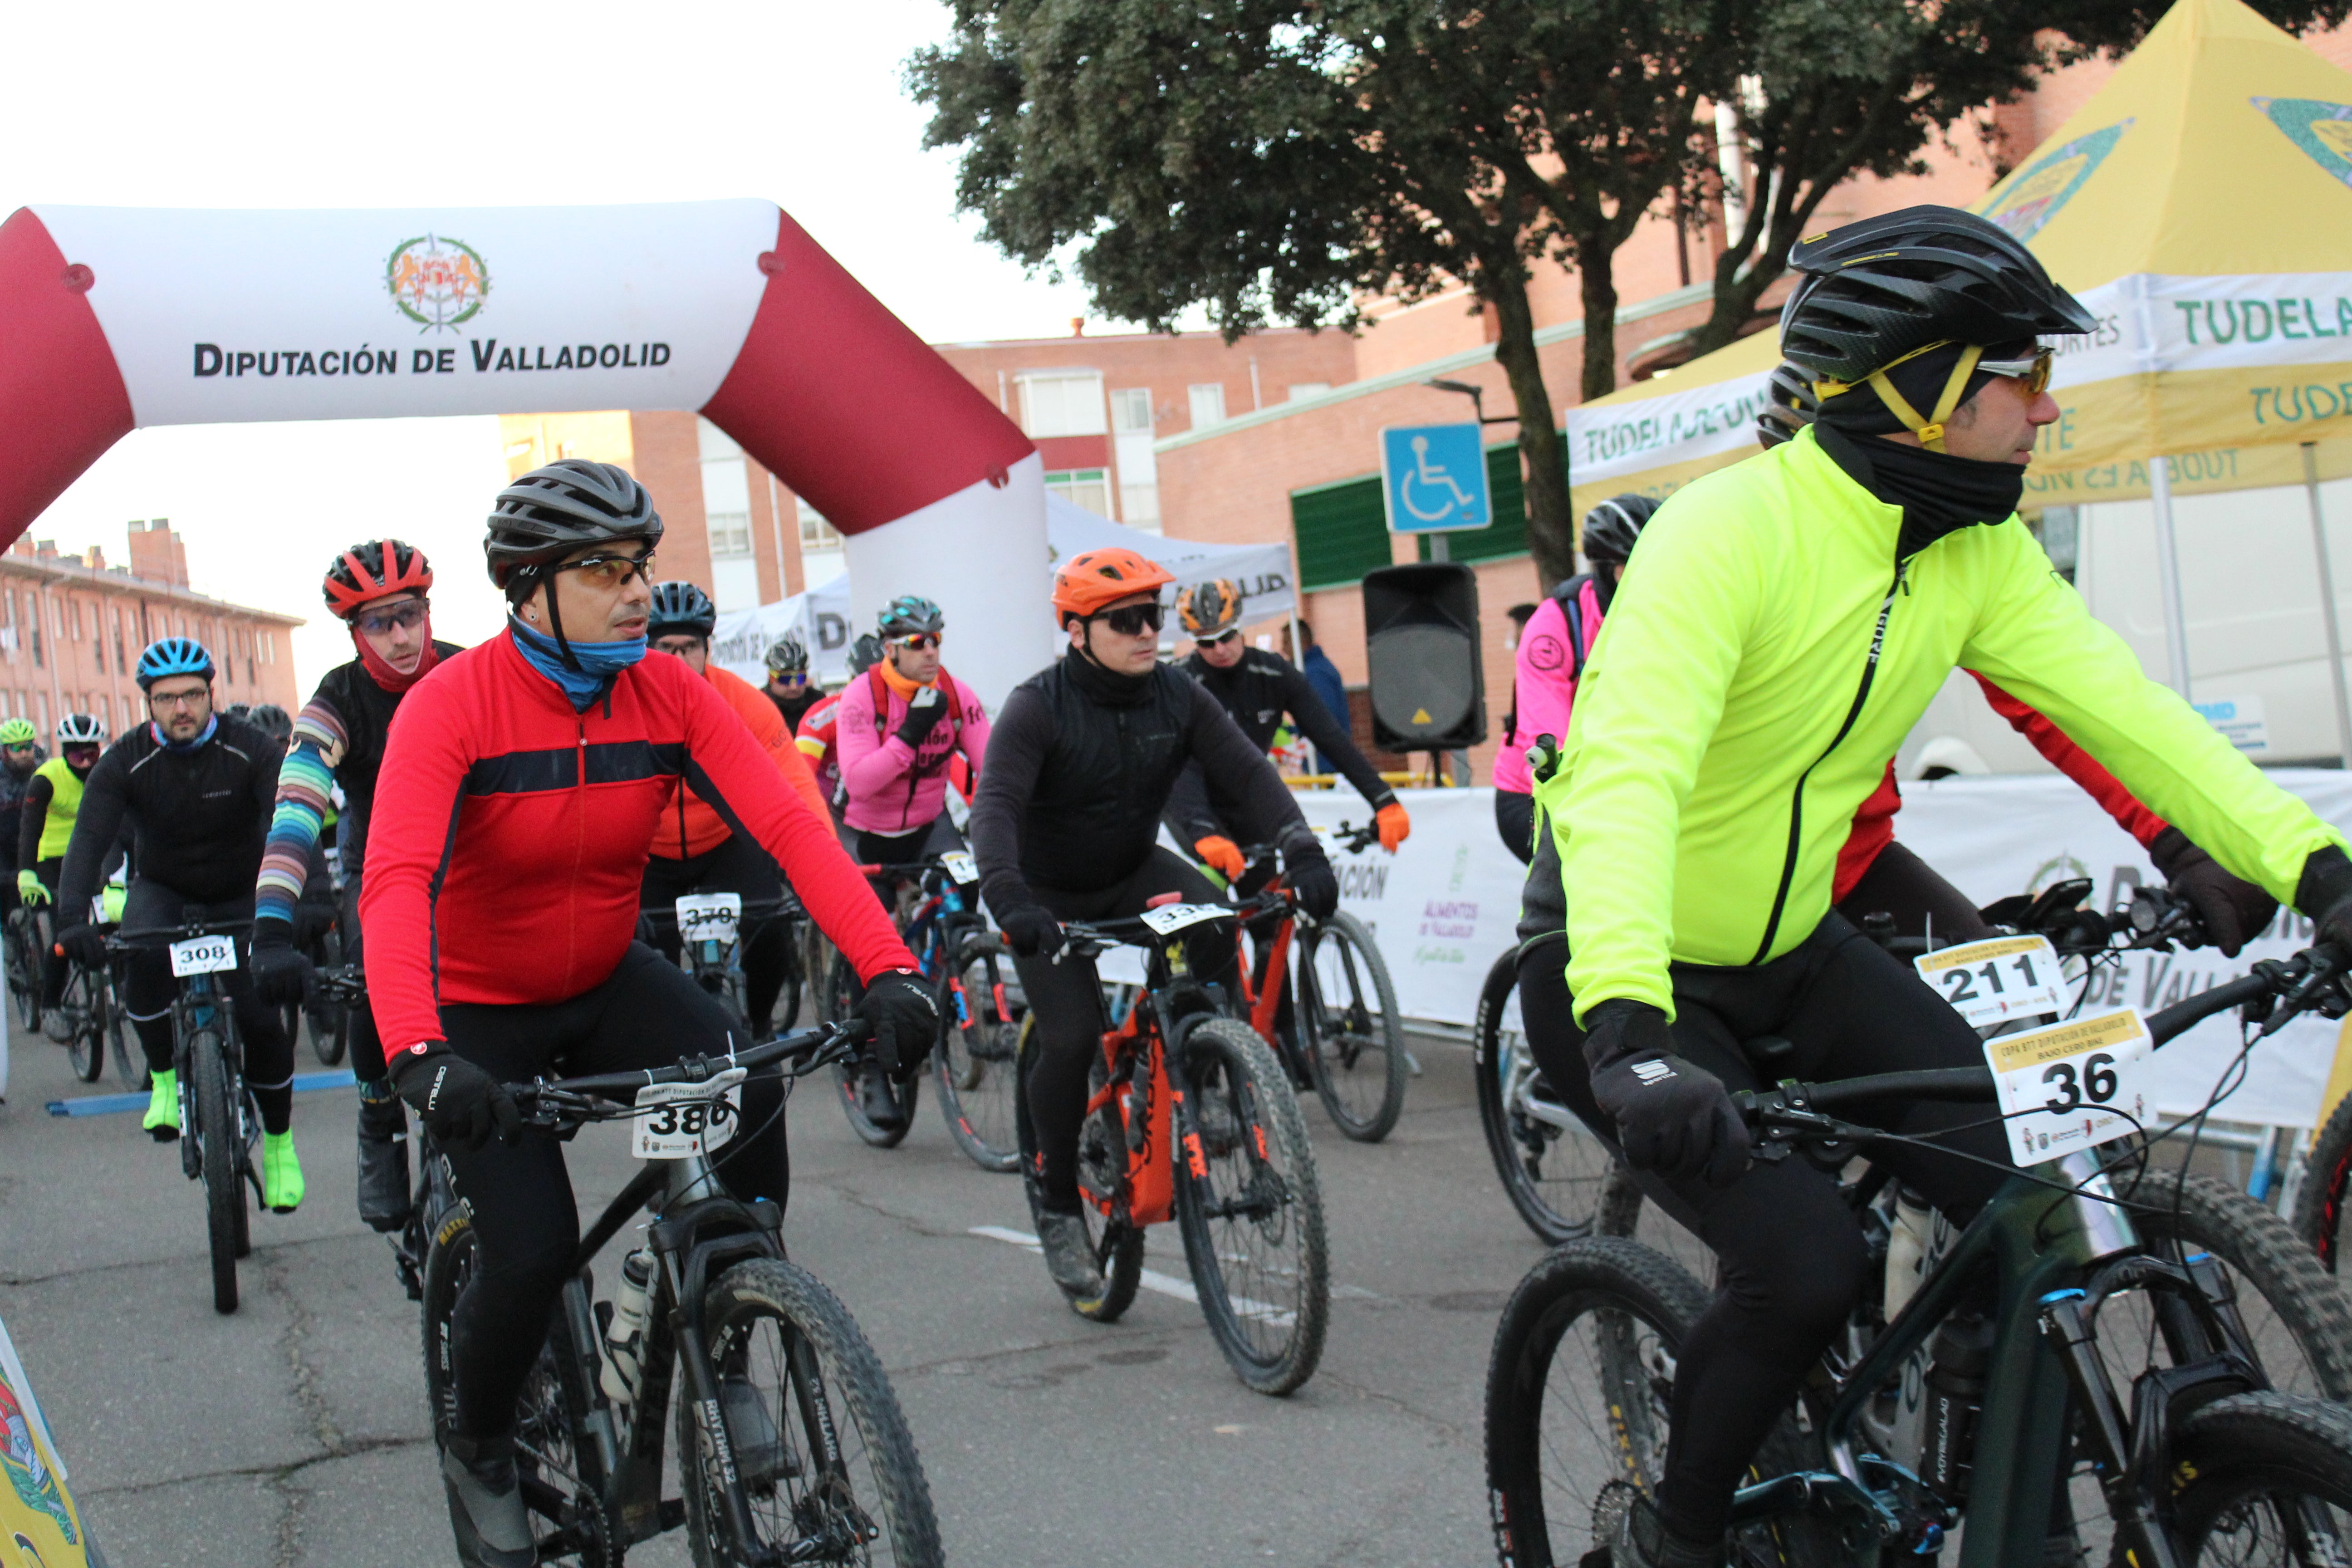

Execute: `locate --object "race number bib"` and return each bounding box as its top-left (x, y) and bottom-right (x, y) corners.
top-left (169, 934), bottom-right (237, 977)
top-left (1138, 902), bottom-right (1230, 936)
top-left (1916, 935), bottom-right (2065, 1028)
top-left (674, 892), bottom-right (742, 946)
top-left (632, 1068), bottom-right (747, 1160)
top-left (1983, 1008), bottom-right (2152, 1163)
top-left (938, 851), bottom-right (978, 886)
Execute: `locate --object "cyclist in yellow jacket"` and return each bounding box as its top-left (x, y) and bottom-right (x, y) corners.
top-left (1536, 207), bottom-right (2352, 1568)
top-left (16, 715), bottom-right (108, 1018)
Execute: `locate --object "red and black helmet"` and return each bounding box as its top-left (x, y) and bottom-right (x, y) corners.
top-left (324, 539), bottom-right (433, 619)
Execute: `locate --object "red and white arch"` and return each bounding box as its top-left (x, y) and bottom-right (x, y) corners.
top-left (0, 200), bottom-right (1048, 703)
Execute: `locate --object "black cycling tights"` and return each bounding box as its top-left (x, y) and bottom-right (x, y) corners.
top-left (1518, 909), bottom-right (2011, 1544)
top-left (122, 881), bottom-right (295, 1135)
top-left (1009, 848), bottom-right (1237, 1211)
top-left (438, 943), bottom-right (786, 1439)
top-left (641, 832), bottom-right (793, 1033)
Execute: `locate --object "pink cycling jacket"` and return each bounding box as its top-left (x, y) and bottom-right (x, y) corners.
top-left (837, 668), bottom-right (991, 835)
top-left (1494, 577), bottom-right (1603, 795)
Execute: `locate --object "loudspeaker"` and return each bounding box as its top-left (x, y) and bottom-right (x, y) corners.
top-left (1363, 562), bottom-right (1485, 751)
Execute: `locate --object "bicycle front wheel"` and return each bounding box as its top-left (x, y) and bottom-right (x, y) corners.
top-left (7, 911), bottom-right (41, 1034)
top-left (2294, 1093), bottom-right (2352, 1273)
top-left (64, 965), bottom-right (106, 1083)
top-left (935, 932), bottom-right (1021, 1172)
top-left (1295, 909), bottom-right (1406, 1142)
top-left (2161, 1392), bottom-right (2352, 1564)
top-left (684, 1256), bottom-right (944, 1568)
top-left (191, 1030), bottom-right (243, 1313)
top-left (109, 976), bottom-right (144, 1090)
top-left (1173, 1017), bottom-right (1328, 1394)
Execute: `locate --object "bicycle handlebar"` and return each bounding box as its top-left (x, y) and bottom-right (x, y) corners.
top-left (1237, 820), bottom-right (1379, 867)
top-left (104, 919), bottom-right (255, 951)
top-left (502, 1021), bottom-right (864, 1128)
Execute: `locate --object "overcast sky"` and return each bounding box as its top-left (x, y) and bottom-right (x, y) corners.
top-left (2, 0), bottom-right (1122, 691)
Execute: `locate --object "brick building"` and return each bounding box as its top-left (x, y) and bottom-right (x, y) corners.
top-left (0, 519), bottom-right (304, 741)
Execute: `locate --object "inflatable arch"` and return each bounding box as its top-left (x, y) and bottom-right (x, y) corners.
top-left (0, 201), bottom-right (1051, 702)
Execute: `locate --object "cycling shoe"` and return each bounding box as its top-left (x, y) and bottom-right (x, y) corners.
top-left (441, 1432), bottom-right (536, 1568)
top-left (1034, 1209), bottom-right (1105, 1299)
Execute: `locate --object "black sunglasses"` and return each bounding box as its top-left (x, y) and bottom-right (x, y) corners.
top-left (1097, 602), bottom-right (1164, 637)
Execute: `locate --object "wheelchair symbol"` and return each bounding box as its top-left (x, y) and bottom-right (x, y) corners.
top-left (1401, 436), bottom-right (1477, 524)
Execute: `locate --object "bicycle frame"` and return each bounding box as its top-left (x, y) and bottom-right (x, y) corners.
top-left (1074, 928), bottom-right (1229, 1232)
top-left (170, 966), bottom-right (253, 1187)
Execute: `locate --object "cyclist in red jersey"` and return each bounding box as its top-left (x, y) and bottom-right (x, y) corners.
top-left (360, 461), bottom-right (934, 1568)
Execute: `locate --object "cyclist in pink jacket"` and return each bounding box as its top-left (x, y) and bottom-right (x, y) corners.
top-left (837, 595), bottom-right (991, 867)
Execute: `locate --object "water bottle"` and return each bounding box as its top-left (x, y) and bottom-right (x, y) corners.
top-left (1917, 1313), bottom-right (1995, 1503)
top-left (599, 1250), bottom-right (656, 1405)
top-left (1882, 1187), bottom-right (1932, 1323)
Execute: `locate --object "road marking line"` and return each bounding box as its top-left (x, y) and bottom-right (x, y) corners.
top-left (967, 1226), bottom-right (1294, 1325)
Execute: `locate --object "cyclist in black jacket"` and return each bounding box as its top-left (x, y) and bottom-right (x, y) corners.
top-left (55, 638), bottom-right (301, 1212)
top-left (970, 547), bottom-right (1338, 1302)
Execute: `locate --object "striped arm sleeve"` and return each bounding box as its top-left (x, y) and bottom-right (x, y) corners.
top-left (254, 700), bottom-right (345, 925)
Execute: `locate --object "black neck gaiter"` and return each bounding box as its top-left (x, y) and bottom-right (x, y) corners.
top-left (1065, 647), bottom-right (1156, 707)
top-left (1814, 424), bottom-right (2026, 559)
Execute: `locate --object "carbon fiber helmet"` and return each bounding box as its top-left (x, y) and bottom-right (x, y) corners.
top-left (1581, 495), bottom-right (1659, 568)
top-left (324, 539), bottom-right (432, 618)
top-left (1779, 206), bottom-right (2096, 390)
top-left (647, 581), bottom-right (718, 641)
top-left (248, 703), bottom-right (291, 743)
top-left (877, 595), bottom-right (944, 638)
top-left (485, 460), bottom-right (663, 598)
top-left (55, 713), bottom-right (104, 745)
top-left (1757, 361), bottom-right (1819, 451)
top-left (1177, 578), bottom-right (1245, 639)
top-left (847, 633), bottom-right (885, 676)
top-left (0, 719), bottom-right (34, 746)
top-left (136, 636), bottom-right (215, 690)
top-left (764, 635), bottom-right (808, 676)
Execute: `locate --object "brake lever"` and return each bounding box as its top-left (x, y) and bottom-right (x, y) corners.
top-left (2265, 945), bottom-right (2349, 1037)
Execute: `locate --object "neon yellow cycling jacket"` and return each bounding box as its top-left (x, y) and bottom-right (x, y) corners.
top-left (1536, 426), bottom-right (2343, 1023)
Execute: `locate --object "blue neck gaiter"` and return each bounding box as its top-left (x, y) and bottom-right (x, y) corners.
top-left (508, 617), bottom-right (647, 711)
top-left (150, 715), bottom-right (218, 754)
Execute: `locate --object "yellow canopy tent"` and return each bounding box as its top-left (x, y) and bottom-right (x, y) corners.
top-left (1563, 0), bottom-right (2352, 751)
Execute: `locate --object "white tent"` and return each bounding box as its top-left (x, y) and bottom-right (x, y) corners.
top-left (710, 498), bottom-right (1298, 693)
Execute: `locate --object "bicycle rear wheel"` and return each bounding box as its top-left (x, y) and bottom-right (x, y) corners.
top-left (2293, 1093), bottom-right (2352, 1273)
top-left (683, 1256), bottom-right (944, 1567)
top-left (7, 911), bottom-right (41, 1034)
top-left (2161, 1392), bottom-right (2352, 1564)
top-left (191, 1030), bottom-right (242, 1313)
top-left (64, 965), bottom-right (106, 1083)
top-left (1295, 909), bottom-right (1406, 1142)
top-left (1173, 1017), bottom-right (1328, 1394)
top-left (1475, 951), bottom-right (1612, 1245)
top-left (935, 932), bottom-right (1021, 1173)
top-left (305, 930), bottom-right (348, 1066)
top-left (828, 950), bottom-right (919, 1147)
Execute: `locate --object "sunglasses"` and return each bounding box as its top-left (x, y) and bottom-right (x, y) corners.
top-left (891, 632), bottom-right (941, 652)
top-left (1197, 627), bottom-right (1242, 646)
top-left (773, 671), bottom-right (810, 686)
top-left (559, 552), bottom-right (656, 588)
top-left (1097, 602), bottom-right (1165, 637)
top-left (353, 599), bottom-right (429, 637)
top-left (63, 745), bottom-right (99, 762)
top-left (1979, 346), bottom-right (2055, 398)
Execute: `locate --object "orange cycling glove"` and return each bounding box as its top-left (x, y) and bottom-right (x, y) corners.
top-left (1195, 836), bottom-right (1247, 883)
top-left (1375, 801), bottom-right (1412, 852)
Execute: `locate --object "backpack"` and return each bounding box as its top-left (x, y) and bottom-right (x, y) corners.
top-left (867, 666), bottom-right (965, 779)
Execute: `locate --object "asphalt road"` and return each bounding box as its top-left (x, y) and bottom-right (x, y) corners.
top-left (0, 1013), bottom-right (1568, 1568)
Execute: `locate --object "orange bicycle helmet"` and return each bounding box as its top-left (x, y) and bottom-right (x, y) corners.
top-left (1176, 578), bottom-right (1244, 638)
top-left (1053, 547), bottom-right (1173, 626)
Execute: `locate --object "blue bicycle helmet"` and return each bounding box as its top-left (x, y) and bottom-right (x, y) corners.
top-left (647, 580), bottom-right (718, 641)
top-left (136, 636), bottom-right (215, 690)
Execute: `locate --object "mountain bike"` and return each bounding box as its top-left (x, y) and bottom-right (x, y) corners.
top-left (640, 892), bottom-right (801, 1041)
top-left (1230, 821), bottom-right (1407, 1142)
top-left (1485, 936), bottom-right (2352, 1568)
top-left (416, 1021), bottom-right (944, 1567)
top-left (826, 853), bottom-right (1022, 1171)
top-left (1013, 895), bottom-right (1330, 1394)
top-left (108, 919), bottom-right (263, 1315)
top-left (4, 901), bottom-right (43, 1035)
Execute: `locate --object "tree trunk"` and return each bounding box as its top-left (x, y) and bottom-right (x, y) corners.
top-left (1577, 243), bottom-right (1622, 405)
top-left (1489, 276), bottom-right (1576, 589)
top-left (1689, 237), bottom-right (1776, 358)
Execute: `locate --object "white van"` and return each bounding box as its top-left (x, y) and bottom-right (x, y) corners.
top-left (1899, 483), bottom-right (2352, 777)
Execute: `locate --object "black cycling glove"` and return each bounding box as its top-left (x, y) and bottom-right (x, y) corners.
top-left (2150, 826), bottom-right (2277, 958)
top-left (999, 906), bottom-right (1065, 960)
top-left (1285, 843), bottom-right (1339, 921)
top-left (2300, 844), bottom-right (2352, 959)
top-left (854, 969), bottom-right (941, 1079)
top-left (289, 900), bottom-right (337, 947)
top-left (54, 923), bottom-right (107, 970)
top-left (390, 1043), bottom-right (521, 1150)
top-left (1583, 999), bottom-right (1750, 1189)
top-left (249, 920), bottom-right (314, 1006)
top-left (895, 688), bottom-right (948, 749)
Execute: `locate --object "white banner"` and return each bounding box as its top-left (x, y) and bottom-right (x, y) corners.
top-left (2062, 271), bottom-right (2352, 384)
top-left (1564, 369), bottom-right (1776, 488)
top-left (35, 201), bottom-right (775, 426)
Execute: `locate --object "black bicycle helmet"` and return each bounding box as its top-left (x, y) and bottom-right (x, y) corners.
top-left (1756, 361), bottom-right (1819, 451)
top-left (846, 633), bottom-right (885, 677)
top-left (1581, 495), bottom-right (1659, 568)
top-left (485, 460), bottom-right (664, 599)
top-left (248, 703), bottom-right (292, 743)
top-left (1780, 206), bottom-right (2096, 390)
top-left (877, 595), bottom-right (944, 639)
top-left (647, 580), bottom-right (718, 641)
top-left (764, 635), bottom-right (808, 676)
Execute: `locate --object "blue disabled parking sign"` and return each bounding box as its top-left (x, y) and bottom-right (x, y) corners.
top-left (1380, 423), bottom-right (1491, 533)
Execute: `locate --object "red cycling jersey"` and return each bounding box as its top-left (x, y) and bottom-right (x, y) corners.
top-left (361, 634), bottom-right (914, 1053)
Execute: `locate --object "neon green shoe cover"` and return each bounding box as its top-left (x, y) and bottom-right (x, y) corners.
top-left (143, 1068), bottom-right (180, 1140)
top-left (262, 1131), bottom-right (305, 1213)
